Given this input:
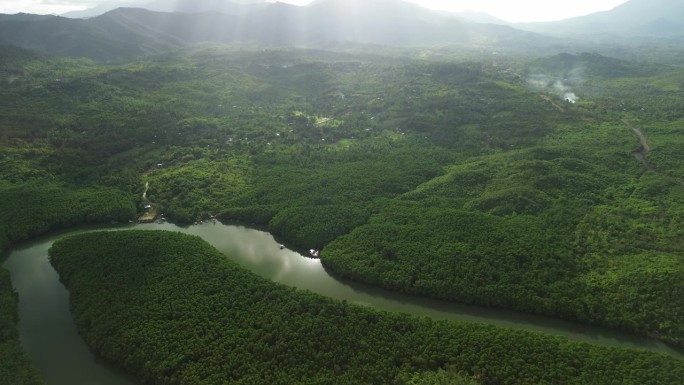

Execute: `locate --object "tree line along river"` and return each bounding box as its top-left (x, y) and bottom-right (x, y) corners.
top-left (2, 222), bottom-right (682, 385)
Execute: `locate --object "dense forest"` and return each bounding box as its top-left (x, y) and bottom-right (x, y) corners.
top-left (0, 184), bottom-right (136, 251)
top-left (49, 230), bottom-right (684, 385)
top-left (1, 39), bottom-right (683, 384)
top-left (322, 140), bottom-right (684, 345)
top-left (0, 269), bottom-right (42, 385)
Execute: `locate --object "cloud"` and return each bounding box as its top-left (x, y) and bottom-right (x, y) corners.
top-left (40, 0), bottom-right (98, 4)
top-left (1, 0), bottom-right (89, 14)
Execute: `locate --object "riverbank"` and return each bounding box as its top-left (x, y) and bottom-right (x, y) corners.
top-left (48, 229), bottom-right (684, 385)
top-left (138, 181), bottom-right (161, 223)
top-left (0, 183), bottom-right (137, 383)
top-left (4, 230), bottom-right (140, 385)
top-left (5, 221), bottom-right (684, 384)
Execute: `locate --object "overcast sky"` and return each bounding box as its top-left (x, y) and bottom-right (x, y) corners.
top-left (1, 0), bottom-right (630, 23)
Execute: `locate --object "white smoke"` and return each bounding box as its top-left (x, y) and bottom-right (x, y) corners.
top-left (527, 75), bottom-right (580, 104)
top-left (553, 81), bottom-right (578, 103)
top-left (564, 92), bottom-right (577, 104)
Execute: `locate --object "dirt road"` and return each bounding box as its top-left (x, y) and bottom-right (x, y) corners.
top-left (622, 119), bottom-right (653, 170)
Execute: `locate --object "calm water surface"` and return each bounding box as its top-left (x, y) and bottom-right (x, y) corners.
top-left (3, 222), bottom-right (682, 385)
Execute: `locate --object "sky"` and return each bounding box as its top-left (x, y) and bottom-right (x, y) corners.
top-left (1, 0), bottom-right (630, 23)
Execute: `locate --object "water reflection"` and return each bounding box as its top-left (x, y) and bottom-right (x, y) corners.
top-left (3, 222), bottom-right (682, 385)
top-left (3, 231), bottom-right (139, 385)
top-left (177, 223), bottom-right (683, 357)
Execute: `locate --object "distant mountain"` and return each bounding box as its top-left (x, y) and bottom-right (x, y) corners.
top-left (0, 13), bottom-right (54, 22)
top-left (215, 0), bottom-right (548, 47)
top-left (63, 0), bottom-right (269, 18)
top-left (0, 10), bottom-right (182, 62)
top-left (261, 0), bottom-right (464, 45)
top-left (451, 10), bottom-right (509, 26)
top-left (62, 1), bottom-right (145, 19)
top-left (145, 0), bottom-right (269, 15)
top-left (517, 0), bottom-right (684, 37)
top-left (1, 0), bottom-right (561, 62)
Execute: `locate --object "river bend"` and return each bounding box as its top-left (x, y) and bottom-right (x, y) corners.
top-left (3, 223), bottom-right (682, 385)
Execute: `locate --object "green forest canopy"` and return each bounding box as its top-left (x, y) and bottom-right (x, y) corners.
top-left (0, 45), bottom-right (683, 383)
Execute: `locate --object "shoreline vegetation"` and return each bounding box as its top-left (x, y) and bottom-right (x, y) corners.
top-left (49, 230), bottom-right (684, 385)
top-left (0, 184), bottom-right (136, 385)
top-left (0, 269), bottom-right (43, 385)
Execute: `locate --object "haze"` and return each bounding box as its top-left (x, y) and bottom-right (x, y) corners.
top-left (3, 0), bottom-right (629, 23)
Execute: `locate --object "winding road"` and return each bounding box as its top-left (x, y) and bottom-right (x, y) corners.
top-left (622, 119), bottom-right (654, 170)
top-left (142, 181), bottom-right (149, 200)
top-left (541, 94), bottom-right (565, 112)
top-left (138, 181), bottom-right (158, 223)
top-left (622, 119), bottom-right (684, 186)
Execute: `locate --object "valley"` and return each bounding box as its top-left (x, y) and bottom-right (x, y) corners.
top-left (1, 0), bottom-right (683, 384)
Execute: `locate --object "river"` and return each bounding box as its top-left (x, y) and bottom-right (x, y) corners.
top-left (2, 222), bottom-right (682, 385)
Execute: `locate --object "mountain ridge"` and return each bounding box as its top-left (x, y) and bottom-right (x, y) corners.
top-left (516, 0), bottom-right (684, 37)
top-left (0, 1), bottom-right (561, 62)
top-left (4, 0), bottom-right (680, 64)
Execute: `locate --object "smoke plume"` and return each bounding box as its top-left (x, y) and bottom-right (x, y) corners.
top-left (527, 71), bottom-right (582, 104)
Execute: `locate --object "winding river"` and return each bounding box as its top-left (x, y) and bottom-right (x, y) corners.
top-left (2, 222), bottom-right (682, 385)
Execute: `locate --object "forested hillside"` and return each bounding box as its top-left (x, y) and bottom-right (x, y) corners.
top-left (1, 42), bottom-right (683, 383)
top-left (49, 230), bottom-right (684, 385)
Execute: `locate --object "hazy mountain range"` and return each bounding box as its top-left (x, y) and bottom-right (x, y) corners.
top-left (516, 0), bottom-right (684, 37)
top-left (60, 0), bottom-right (684, 38)
top-left (62, 0), bottom-right (270, 19)
top-left (0, 0), bottom-right (682, 62)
